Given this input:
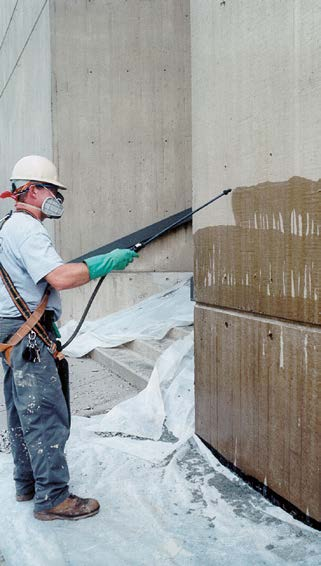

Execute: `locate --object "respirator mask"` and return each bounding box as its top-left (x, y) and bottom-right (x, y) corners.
top-left (41, 189), bottom-right (64, 219)
top-left (10, 182), bottom-right (65, 219)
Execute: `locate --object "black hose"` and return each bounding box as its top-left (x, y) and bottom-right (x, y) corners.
top-left (61, 276), bottom-right (106, 349)
top-left (61, 188), bottom-right (232, 350)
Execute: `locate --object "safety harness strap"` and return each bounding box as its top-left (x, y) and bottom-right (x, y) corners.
top-left (0, 262), bottom-right (64, 365)
top-left (0, 261), bottom-right (52, 344)
top-left (0, 291), bottom-right (49, 366)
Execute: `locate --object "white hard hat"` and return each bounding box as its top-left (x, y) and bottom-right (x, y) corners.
top-left (10, 155), bottom-right (67, 189)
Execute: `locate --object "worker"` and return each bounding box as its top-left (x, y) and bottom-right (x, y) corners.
top-left (0, 155), bottom-right (138, 521)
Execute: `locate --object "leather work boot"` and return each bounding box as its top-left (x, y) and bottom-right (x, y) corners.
top-left (16, 490), bottom-right (35, 502)
top-left (33, 494), bottom-right (100, 521)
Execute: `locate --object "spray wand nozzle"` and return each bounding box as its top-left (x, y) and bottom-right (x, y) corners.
top-left (132, 187), bottom-right (232, 253)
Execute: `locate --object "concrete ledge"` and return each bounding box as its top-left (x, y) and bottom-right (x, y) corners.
top-left (91, 346), bottom-right (154, 390)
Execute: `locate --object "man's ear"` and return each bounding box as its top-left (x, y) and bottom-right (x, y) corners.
top-left (28, 184), bottom-right (38, 199)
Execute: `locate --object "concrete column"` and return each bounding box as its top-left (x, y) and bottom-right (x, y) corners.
top-left (0, 1), bottom-right (192, 319)
top-left (192, 0), bottom-right (321, 523)
top-left (0, 1), bottom-right (53, 236)
top-left (50, 0), bottom-right (192, 319)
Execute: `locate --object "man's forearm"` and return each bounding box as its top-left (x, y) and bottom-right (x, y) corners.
top-left (45, 249), bottom-right (139, 291)
top-left (45, 263), bottom-right (90, 290)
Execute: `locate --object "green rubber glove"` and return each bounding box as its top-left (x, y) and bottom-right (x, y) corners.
top-left (84, 248), bottom-right (139, 280)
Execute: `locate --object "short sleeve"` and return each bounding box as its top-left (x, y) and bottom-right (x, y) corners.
top-left (19, 231), bottom-right (64, 284)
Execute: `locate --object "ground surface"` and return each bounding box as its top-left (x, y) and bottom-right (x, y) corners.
top-left (0, 356), bottom-right (140, 449)
top-left (68, 356), bottom-right (140, 416)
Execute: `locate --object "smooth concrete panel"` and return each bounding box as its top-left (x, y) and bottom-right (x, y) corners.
top-left (0, 1), bottom-right (52, 214)
top-left (51, 0), bottom-right (192, 271)
top-left (194, 177), bottom-right (321, 325)
top-left (60, 271), bottom-right (192, 323)
top-left (0, 0), bottom-right (17, 46)
top-left (195, 305), bottom-right (321, 522)
top-left (0, 2), bottom-right (53, 235)
top-left (0, 0), bottom-right (46, 95)
top-left (191, 1), bottom-right (321, 233)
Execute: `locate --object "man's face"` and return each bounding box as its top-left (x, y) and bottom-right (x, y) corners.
top-left (20, 183), bottom-right (64, 219)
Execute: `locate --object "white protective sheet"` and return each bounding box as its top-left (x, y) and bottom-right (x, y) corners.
top-left (60, 279), bottom-right (194, 357)
top-left (91, 333), bottom-right (195, 444)
top-left (1, 287), bottom-right (321, 564)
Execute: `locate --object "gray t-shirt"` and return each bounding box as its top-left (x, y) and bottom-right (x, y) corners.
top-left (0, 212), bottom-right (64, 319)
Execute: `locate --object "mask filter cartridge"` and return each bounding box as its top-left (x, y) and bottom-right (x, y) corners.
top-left (41, 195), bottom-right (64, 218)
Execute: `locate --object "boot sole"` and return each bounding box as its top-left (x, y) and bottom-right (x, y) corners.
top-left (16, 493), bottom-right (35, 502)
top-left (34, 507), bottom-right (100, 521)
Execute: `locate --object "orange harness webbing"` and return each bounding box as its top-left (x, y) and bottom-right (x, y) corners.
top-left (0, 262), bottom-right (63, 366)
top-left (0, 291), bottom-right (49, 365)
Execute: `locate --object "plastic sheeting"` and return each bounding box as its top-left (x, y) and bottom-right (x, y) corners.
top-left (91, 333), bottom-right (195, 445)
top-left (60, 279), bottom-right (194, 357)
top-left (1, 284), bottom-right (321, 564)
top-left (0, 335), bottom-right (321, 565)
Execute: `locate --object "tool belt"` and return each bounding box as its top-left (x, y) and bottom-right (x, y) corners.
top-left (0, 262), bottom-right (64, 366)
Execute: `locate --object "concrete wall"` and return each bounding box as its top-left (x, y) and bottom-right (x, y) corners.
top-left (0, 0), bottom-right (53, 238)
top-left (192, 1), bottom-right (321, 522)
top-left (50, 0), bottom-right (192, 320)
top-left (0, 0), bottom-right (192, 320)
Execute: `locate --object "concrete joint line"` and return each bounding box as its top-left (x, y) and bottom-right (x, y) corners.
top-left (196, 302), bottom-right (321, 333)
top-left (0, 0), bottom-right (19, 54)
top-left (0, 0), bottom-right (48, 101)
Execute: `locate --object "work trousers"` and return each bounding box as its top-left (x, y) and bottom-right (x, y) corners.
top-left (0, 317), bottom-right (70, 511)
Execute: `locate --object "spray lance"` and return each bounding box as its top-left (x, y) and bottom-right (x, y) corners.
top-left (61, 188), bottom-right (232, 350)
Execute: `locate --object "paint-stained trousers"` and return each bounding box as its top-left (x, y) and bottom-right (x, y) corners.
top-left (0, 317), bottom-right (70, 511)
